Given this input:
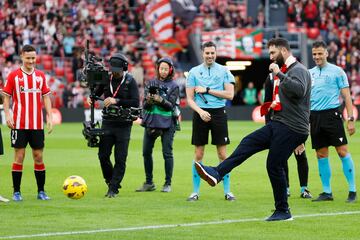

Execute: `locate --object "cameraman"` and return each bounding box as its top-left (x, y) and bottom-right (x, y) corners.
top-left (136, 57), bottom-right (180, 193)
top-left (90, 53), bottom-right (139, 198)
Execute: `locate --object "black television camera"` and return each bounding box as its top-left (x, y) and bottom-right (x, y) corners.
top-left (80, 41), bottom-right (142, 147)
top-left (80, 40), bottom-right (111, 148)
top-left (77, 42), bottom-right (110, 87)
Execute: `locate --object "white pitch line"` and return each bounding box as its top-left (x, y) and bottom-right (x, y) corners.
top-left (1, 211), bottom-right (360, 239)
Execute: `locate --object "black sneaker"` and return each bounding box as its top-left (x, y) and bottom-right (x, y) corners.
top-left (194, 162), bottom-right (219, 187)
top-left (105, 189), bottom-right (118, 198)
top-left (300, 189), bottom-right (312, 199)
top-left (136, 183), bottom-right (156, 192)
top-left (312, 192), bottom-right (333, 202)
top-left (346, 191), bottom-right (357, 203)
top-left (265, 210), bottom-right (293, 221)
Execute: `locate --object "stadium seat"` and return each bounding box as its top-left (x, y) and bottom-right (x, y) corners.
top-left (41, 54), bottom-right (53, 62)
top-left (43, 60), bottom-right (53, 71)
top-left (64, 66), bottom-right (72, 74)
top-left (126, 35), bottom-right (138, 44)
top-left (287, 22), bottom-right (296, 31)
top-left (66, 73), bottom-right (74, 83)
top-left (36, 56), bottom-right (41, 65)
top-left (54, 67), bottom-right (65, 77)
top-left (307, 27), bottom-right (320, 39)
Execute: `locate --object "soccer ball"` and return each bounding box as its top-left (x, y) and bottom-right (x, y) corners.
top-left (62, 176), bottom-right (88, 199)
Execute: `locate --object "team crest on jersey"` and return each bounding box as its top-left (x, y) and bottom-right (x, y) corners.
top-left (36, 76), bottom-right (42, 82)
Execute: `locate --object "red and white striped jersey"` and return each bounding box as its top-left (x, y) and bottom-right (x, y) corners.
top-left (3, 68), bottom-right (51, 130)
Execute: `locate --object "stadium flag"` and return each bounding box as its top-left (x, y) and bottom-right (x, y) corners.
top-left (202, 29), bottom-right (236, 58)
top-left (159, 38), bottom-right (184, 56)
top-left (235, 29), bottom-right (263, 59)
top-left (202, 28), bottom-right (263, 59)
top-left (145, 0), bottom-right (174, 41)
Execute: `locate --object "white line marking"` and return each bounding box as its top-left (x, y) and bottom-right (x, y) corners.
top-left (1, 211), bottom-right (360, 239)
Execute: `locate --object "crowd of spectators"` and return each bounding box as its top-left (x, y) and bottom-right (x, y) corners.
top-left (199, 0), bottom-right (265, 30)
top-left (0, 0), bottom-right (193, 108)
top-left (1, 0), bottom-right (359, 108)
top-left (239, 0), bottom-right (360, 106)
top-left (286, 0), bottom-right (360, 104)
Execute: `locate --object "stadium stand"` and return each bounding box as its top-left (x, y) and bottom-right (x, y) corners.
top-left (0, 0), bottom-right (359, 107)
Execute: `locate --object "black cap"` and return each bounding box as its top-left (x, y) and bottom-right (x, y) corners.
top-left (157, 57), bottom-right (173, 67)
top-left (110, 53), bottom-right (128, 72)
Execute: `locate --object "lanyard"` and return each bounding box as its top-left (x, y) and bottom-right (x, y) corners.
top-left (110, 72), bottom-right (126, 97)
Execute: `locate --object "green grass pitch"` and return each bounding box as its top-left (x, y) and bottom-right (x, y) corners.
top-left (0, 121), bottom-right (359, 239)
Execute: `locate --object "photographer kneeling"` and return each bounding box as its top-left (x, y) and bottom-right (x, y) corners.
top-left (136, 58), bottom-right (180, 193)
top-left (90, 53), bottom-right (139, 198)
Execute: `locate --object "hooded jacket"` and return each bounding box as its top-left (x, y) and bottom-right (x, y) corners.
top-left (142, 58), bottom-right (179, 129)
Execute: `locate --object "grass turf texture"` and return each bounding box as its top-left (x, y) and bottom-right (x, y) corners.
top-left (0, 121), bottom-right (359, 239)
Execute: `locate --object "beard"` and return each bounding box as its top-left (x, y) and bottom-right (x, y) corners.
top-left (275, 53), bottom-right (285, 67)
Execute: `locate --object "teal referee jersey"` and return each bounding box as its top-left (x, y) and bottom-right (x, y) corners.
top-left (186, 62), bottom-right (235, 108)
top-left (309, 62), bottom-right (349, 111)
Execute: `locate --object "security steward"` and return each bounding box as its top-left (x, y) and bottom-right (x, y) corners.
top-left (90, 53), bottom-right (139, 198)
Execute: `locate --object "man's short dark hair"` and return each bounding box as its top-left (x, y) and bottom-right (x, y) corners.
top-left (312, 41), bottom-right (327, 49)
top-left (21, 45), bottom-right (36, 54)
top-left (201, 41), bottom-right (216, 51)
top-left (267, 38), bottom-right (290, 51)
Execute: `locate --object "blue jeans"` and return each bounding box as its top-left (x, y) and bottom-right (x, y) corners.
top-left (142, 125), bottom-right (176, 185)
top-left (216, 121), bottom-right (308, 211)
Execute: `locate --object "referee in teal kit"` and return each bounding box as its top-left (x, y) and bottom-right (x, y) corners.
top-left (309, 40), bottom-right (357, 203)
top-left (185, 41), bottom-right (235, 202)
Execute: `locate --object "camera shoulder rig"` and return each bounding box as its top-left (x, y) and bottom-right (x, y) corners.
top-left (102, 106), bottom-right (142, 121)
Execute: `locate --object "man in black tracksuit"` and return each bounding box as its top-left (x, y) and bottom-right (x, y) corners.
top-left (92, 53), bottom-right (139, 198)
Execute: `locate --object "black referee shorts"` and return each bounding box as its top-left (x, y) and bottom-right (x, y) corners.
top-left (310, 108), bottom-right (347, 149)
top-left (191, 107), bottom-right (230, 146)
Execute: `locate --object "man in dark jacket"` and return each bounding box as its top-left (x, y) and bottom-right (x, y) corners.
top-left (91, 53), bottom-right (139, 198)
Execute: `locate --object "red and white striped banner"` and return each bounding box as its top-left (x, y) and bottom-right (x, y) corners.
top-left (145, 0), bottom-right (174, 41)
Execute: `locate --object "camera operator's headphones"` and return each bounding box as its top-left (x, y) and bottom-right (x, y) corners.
top-left (157, 57), bottom-right (174, 76)
top-left (110, 53), bottom-right (128, 72)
